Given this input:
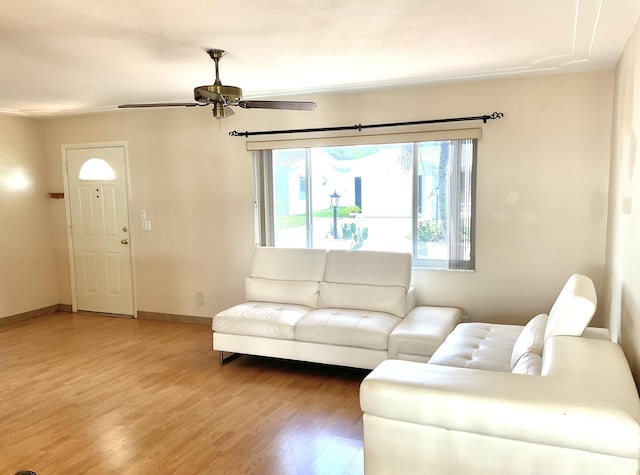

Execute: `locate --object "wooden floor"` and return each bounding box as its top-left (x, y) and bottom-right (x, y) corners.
top-left (0, 313), bottom-right (367, 474)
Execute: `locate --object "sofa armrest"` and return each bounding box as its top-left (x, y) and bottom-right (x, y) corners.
top-left (360, 359), bottom-right (640, 459)
top-left (388, 306), bottom-right (461, 361)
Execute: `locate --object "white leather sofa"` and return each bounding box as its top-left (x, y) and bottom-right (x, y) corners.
top-left (360, 274), bottom-right (640, 475)
top-left (212, 246), bottom-right (462, 369)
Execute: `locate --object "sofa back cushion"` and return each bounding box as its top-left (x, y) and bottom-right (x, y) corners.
top-left (324, 249), bottom-right (412, 288)
top-left (511, 351), bottom-right (543, 375)
top-left (319, 250), bottom-right (412, 317)
top-left (250, 246), bottom-right (327, 281)
top-left (319, 282), bottom-right (408, 317)
top-left (544, 274), bottom-right (597, 341)
top-left (245, 277), bottom-right (320, 308)
top-left (510, 313), bottom-right (548, 368)
top-left (245, 247), bottom-right (328, 307)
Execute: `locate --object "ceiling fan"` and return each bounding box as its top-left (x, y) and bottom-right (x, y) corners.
top-left (118, 49), bottom-right (317, 119)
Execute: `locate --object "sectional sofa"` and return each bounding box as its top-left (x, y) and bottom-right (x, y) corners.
top-left (212, 246), bottom-right (461, 369)
top-left (360, 274), bottom-right (640, 475)
top-left (212, 248), bottom-right (640, 473)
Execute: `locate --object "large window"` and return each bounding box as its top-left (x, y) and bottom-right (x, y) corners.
top-left (252, 131), bottom-right (477, 269)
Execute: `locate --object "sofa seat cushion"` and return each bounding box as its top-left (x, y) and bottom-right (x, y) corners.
top-left (295, 308), bottom-right (401, 350)
top-left (213, 302), bottom-right (310, 340)
top-left (428, 322), bottom-right (523, 372)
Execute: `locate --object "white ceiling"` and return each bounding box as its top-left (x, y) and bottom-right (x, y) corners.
top-left (1, 0), bottom-right (639, 117)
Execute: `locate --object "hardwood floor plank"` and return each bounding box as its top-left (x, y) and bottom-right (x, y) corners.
top-left (0, 313), bottom-right (367, 474)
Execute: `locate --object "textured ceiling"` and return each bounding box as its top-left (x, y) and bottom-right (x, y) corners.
top-left (1, 0), bottom-right (639, 116)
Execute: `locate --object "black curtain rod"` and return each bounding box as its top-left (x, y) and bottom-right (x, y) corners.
top-left (229, 111), bottom-right (504, 138)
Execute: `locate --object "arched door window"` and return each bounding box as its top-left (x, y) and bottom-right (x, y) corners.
top-left (78, 158), bottom-right (116, 181)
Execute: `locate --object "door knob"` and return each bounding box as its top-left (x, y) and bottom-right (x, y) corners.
top-left (121, 239), bottom-right (129, 245)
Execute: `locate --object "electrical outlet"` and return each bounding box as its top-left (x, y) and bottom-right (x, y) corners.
top-left (197, 291), bottom-right (206, 305)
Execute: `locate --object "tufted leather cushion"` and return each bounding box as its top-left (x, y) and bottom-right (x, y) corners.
top-left (295, 308), bottom-right (401, 350)
top-left (428, 323), bottom-right (523, 372)
top-left (510, 313), bottom-right (548, 368)
top-left (245, 277), bottom-right (319, 308)
top-left (213, 302), bottom-right (309, 340)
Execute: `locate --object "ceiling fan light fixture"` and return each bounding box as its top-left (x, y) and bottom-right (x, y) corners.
top-left (119, 49), bottom-right (317, 119)
top-left (212, 102), bottom-right (234, 119)
top-left (213, 103), bottom-right (225, 118)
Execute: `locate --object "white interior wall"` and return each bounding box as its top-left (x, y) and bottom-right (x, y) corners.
top-left (606, 18), bottom-right (640, 382)
top-left (42, 71), bottom-right (613, 324)
top-left (0, 115), bottom-right (58, 317)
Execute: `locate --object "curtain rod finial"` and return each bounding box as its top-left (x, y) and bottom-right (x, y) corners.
top-left (229, 130), bottom-right (249, 137)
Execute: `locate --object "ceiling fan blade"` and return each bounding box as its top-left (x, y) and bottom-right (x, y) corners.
top-left (238, 100), bottom-right (317, 111)
top-left (118, 102), bottom-right (205, 109)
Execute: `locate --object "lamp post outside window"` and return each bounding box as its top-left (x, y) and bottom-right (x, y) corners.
top-left (330, 190), bottom-right (341, 239)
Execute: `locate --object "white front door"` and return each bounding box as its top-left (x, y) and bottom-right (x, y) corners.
top-left (65, 146), bottom-right (134, 316)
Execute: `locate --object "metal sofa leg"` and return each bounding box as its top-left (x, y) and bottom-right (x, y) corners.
top-left (219, 350), bottom-right (239, 364)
